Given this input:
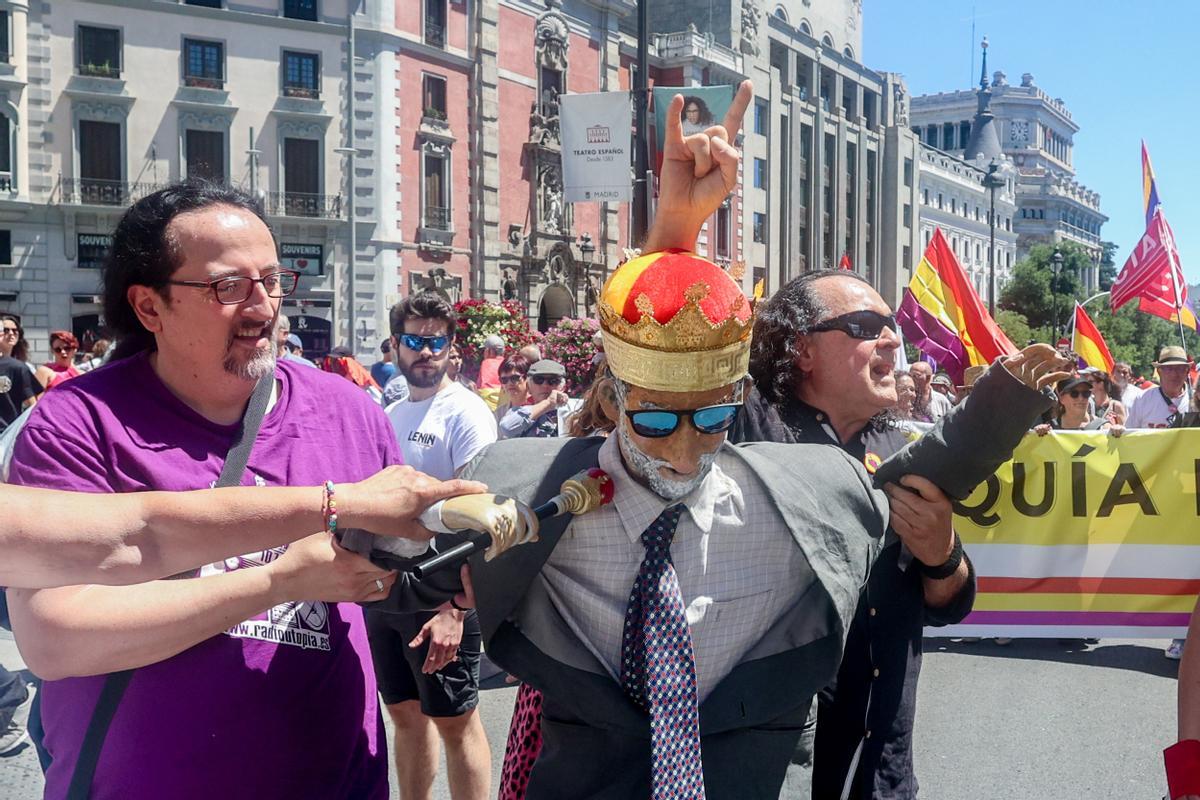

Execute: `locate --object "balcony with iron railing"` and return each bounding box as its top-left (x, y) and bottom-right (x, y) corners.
top-left (184, 74), bottom-right (224, 90)
top-left (423, 206), bottom-right (451, 231)
top-left (60, 178), bottom-right (165, 206)
top-left (78, 62), bottom-right (120, 79)
top-left (424, 20), bottom-right (445, 47)
top-left (264, 191), bottom-right (342, 219)
top-left (282, 82), bottom-right (320, 100)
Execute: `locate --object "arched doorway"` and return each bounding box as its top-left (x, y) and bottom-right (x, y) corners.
top-left (537, 283), bottom-right (575, 333)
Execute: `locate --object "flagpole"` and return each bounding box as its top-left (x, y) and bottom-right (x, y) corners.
top-left (1162, 218), bottom-right (1189, 350)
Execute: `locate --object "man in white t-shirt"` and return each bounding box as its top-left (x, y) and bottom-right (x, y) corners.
top-left (1113, 361), bottom-right (1145, 408)
top-left (370, 292), bottom-right (496, 800)
top-left (1126, 346), bottom-right (1192, 661)
top-left (1126, 347), bottom-right (1191, 430)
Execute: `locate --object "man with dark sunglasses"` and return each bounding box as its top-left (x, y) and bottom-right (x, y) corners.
top-left (498, 359), bottom-right (569, 439)
top-left (731, 274), bottom-right (1072, 800)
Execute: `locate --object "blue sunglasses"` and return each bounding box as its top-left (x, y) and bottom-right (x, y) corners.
top-left (399, 334), bottom-right (450, 355)
top-left (625, 404), bottom-right (742, 438)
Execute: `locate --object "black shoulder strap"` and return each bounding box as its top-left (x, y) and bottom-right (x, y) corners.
top-left (65, 372), bottom-right (274, 800)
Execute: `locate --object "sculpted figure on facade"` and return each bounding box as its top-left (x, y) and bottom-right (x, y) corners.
top-left (539, 164), bottom-right (565, 234)
top-left (892, 79), bottom-right (910, 127)
top-left (739, 0), bottom-right (761, 56)
top-left (534, 2), bottom-right (570, 72)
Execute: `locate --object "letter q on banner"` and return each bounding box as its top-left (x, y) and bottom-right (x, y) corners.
top-left (559, 91), bottom-right (633, 204)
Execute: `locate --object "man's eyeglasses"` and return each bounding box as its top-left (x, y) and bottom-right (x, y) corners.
top-left (167, 270), bottom-right (300, 305)
top-left (399, 334), bottom-right (449, 355)
top-left (530, 375), bottom-right (563, 386)
top-left (625, 403), bottom-right (742, 439)
top-left (810, 310), bottom-right (897, 340)
top-left (499, 374), bottom-right (525, 385)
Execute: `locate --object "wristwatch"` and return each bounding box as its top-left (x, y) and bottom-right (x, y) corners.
top-left (918, 532), bottom-right (964, 580)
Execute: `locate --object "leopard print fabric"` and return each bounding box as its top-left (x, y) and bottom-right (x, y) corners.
top-left (497, 683), bottom-right (544, 800)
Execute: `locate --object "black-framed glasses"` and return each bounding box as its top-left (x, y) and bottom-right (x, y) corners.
top-left (399, 334), bottom-right (449, 355)
top-left (810, 310), bottom-right (897, 340)
top-left (1066, 389), bottom-right (1092, 399)
top-left (625, 403), bottom-right (742, 438)
top-left (499, 374), bottom-right (525, 385)
top-left (530, 375), bottom-right (563, 386)
top-left (167, 270), bottom-right (300, 305)
top-left (52, 346), bottom-right (77, 355)
top-left (0, 327), bottom-right (17, 337)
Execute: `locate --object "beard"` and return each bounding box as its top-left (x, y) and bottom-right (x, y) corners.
top-left (223, 330), bottom-right (277, 382)
top-left (616, 419), bottom-right (718, 501)
top-left (402, 358), bottom-right (448, 389)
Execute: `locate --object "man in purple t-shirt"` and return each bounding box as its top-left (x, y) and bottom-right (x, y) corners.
top-left (6, 183), bottom-right (402, 800)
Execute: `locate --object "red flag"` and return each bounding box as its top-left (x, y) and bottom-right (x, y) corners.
top-left (838, 251), bottom-right (852, 271)
top-left (1111, 208), bottom-right (1181, 311)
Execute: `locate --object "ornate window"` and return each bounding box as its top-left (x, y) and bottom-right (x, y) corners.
top-left (183, 38), bottom-right (224, 89)
top-left (282, 51), bottom-right (320, 99)
top-left (78, 25), bottom-right (121, 79)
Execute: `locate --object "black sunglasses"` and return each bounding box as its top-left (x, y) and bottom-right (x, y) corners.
top-left (1066, 389), bottom-right (1092, 399)
top-left (810, 310), bottom-right (897, 340)
top-left (530, 375), bottom-right (563, 386)
top-left (625, 404), bottom-right (742, 438)
top-left (499, 374), bottom-right (525, 385)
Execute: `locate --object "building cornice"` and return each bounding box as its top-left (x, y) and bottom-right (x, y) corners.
top-left (355, 25), bottom-right (474, 71)
top-left (78, 0), bottom-right (348, 35)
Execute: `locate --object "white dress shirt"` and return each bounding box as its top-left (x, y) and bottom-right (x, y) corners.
top-left (538, 435), bottom-right (813, 703)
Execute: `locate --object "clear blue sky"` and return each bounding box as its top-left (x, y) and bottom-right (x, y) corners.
top-left (863, 1), bottom-right (1200, 282)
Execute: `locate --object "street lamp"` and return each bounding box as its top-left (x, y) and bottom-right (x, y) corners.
top-left (983, 159), bottom-right (1005, 317)
top-left (578, 232), bottom-right (596, 315)
top-left (1050, 248), bottom-right (1064, 342)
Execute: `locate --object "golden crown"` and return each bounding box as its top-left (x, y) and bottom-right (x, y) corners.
top-left (598, 281), bottom-right (754, 353)
top-left (598, 281), bottom-right (755, 393)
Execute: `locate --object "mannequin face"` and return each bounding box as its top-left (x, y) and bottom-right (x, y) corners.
top-left (602, 378), bottom-right (739, 501)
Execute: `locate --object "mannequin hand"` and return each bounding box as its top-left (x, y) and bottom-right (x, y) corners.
top-left (438, 494), bottom-right (539, 560)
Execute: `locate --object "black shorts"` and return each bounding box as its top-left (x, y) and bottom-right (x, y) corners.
top-left (365, 608), bottom-right (481, 717)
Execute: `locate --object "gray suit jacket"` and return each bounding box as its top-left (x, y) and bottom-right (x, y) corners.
top-left (460, 437), bottom-right (889, 800)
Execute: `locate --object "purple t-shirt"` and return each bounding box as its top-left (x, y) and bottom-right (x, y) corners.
top-left (9, 353), bottom-right (400, 800)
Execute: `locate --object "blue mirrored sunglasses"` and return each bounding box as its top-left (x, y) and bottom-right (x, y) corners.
top-left (625, 403), bottom-right (742, 438)
top-left (399, 334), bottom-right (449, 355)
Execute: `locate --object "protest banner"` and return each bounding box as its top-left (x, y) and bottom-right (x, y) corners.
top-left (932, 429), bottom-right (1200, 638)
top-left (559, 91), bottom-right (632, 203)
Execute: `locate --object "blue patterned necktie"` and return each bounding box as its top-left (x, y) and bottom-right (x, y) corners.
top-left (620, 503), bottom-right (706, 800)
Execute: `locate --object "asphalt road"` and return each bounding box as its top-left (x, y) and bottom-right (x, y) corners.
top-left (0, 632), bottom-right (1177, 798)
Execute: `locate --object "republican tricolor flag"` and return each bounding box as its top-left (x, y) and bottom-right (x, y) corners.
top-left (896, 228), bottom-right (1016, 384)
top-left (1071, 303), bottom-right (1114, 374)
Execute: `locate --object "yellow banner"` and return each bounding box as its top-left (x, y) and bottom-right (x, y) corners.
top-left (954, 429), bottom-right (1198, 546)
top-left (940, 428), bottom-right (1200, 637)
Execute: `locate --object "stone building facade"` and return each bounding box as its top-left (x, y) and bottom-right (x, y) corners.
top-left (916, 145), bottom-right (1018, 303)
top-left (0, 0), bottom-right (356, 363)
top-left (910, 64), bottom-right (1107, 292)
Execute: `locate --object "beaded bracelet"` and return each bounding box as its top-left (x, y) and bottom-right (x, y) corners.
top-left (323, 480), bottom-right (338, 535)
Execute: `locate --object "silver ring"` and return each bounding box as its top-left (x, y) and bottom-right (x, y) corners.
top-left (375, 579), bottom-right (385, 592)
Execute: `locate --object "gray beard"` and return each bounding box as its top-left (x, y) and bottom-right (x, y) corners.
top-left (616, 419), bottom-right (718, 501)
top-left (224, 340), bottom-right (277, 382)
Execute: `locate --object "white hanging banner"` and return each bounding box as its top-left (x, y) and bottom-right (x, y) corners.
top-left (559, 91), bottom-right (632, 203)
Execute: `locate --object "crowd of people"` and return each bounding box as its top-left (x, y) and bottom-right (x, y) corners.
top-left (0, 76), bottom-right (1197, 800)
